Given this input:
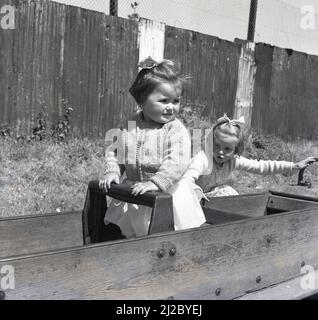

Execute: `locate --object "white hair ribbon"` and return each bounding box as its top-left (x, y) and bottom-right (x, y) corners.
top-left (216, 113), bottom-right (245, 127)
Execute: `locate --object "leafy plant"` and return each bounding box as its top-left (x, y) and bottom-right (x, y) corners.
top-left (128, 1), bottom-right (139, 21)
top-left (52, 103), bottom-right (73, 142)
top-left (0, 122), bottom-right (11, 137)
top-left (31, 107), bottom-right (48, 141)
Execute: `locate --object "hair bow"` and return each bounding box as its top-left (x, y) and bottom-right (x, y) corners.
top-left (216, 113), bottom-right (245, 127)
top-left (138, 56), bottom-right (158, 70)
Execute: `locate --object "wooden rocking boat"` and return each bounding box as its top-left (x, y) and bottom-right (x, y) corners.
top-left (1, 168), bottom-right (318, 300)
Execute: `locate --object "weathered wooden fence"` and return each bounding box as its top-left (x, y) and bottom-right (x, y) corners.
top-left (1, 0), bottom-right (318, 139)
top-left (0, 0), bottom-right (139, 138)
top-left (252, 45), bottom-right (318, 139)
top-left (164, 26), bottom-right (241, 119)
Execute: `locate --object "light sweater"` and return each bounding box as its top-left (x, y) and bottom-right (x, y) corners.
top-left (183, 151), bottom-right (295, 193)
top-left (104, 112), bottom-right (191, 192)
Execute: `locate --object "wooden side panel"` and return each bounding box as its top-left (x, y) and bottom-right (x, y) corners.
top-left (2, 207), bottom-right (318, 300)
top-left (236, 271), bottom-right (318, 300)
top-left (270, 186), bottom-right (318, 202)
top-left (203, 192), bottom-right (268, 217)
top-left (267, 195), bottom-right (318, 213)
top-left (0, 211), bottom-right (83, 258)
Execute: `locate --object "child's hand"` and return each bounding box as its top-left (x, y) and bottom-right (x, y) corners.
top-left (131, 181), bottom-right (159, 196)
top-left (293, 157), bottom-right (317, 170)
top-left (99, 173), bottom-right (120, 192)
top-left (194, 189), bottom-right (204, 201)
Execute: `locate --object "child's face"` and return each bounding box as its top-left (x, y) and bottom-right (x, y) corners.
top-left (140, 82), bottom-right (181, 124)
top-left (213, 130), bottom-right (238, 165)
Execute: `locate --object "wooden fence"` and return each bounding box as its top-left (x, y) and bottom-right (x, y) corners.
top-left (252, 45), bottom-right (318, 139)
top-left (0, 0), bottom-right (139, 138)
top-left (1, 0), bottom-right (318, 139)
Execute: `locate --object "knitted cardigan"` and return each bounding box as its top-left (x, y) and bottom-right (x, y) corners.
top-left (104, 112), bottom-right (191, 192)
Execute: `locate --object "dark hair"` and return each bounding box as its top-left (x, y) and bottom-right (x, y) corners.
top-left (129, 58), bottom-right (188, 105)
top-left (213, 121), bottom-right (245, 156)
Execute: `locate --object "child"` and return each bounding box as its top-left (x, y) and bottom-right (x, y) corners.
top-left (183, 114), bottom-right (317, 202)
top-left (99, 57), bottom-right (196, 238)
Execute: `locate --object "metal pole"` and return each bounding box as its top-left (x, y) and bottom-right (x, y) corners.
top-left (110, 0), bottom-right (118, 16)
top-left (247, 0), bottom-right (258, 42)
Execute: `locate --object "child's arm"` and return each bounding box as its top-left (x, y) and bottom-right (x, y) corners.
top-left (182, 151), bottom-right (209, 182)
top-left (99, 151), bottom-right (125, 192)
top-left (234, 156), bottom-right (316, 175)
top-left (179, 151), bottom-right (210, 201)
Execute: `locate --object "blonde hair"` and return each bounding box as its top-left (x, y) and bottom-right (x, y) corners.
top-left (213, 121), bottom-right (245, 156)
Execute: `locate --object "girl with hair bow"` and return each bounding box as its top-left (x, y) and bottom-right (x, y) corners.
top-left (183, 113), bottom-right (317, 202)
top-left (99, 57), bottom-right (197, 238)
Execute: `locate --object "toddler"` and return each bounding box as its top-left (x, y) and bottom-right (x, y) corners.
top-left (99, 57), bottom-right (193, 238)
top-left (184, 114), bottom-right (316, 202)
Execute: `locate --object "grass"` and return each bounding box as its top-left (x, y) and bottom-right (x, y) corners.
top-left (0, 137), bottom-right (106, 217)
top-left (232, 132), bottom-right (318, 194)
top-left (0, 131), bottom-right (318, 217)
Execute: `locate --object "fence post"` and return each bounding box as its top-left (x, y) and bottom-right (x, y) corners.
top-left (233, 40), bottom-right (257, 130)
top-left (138, 18), bottom-right (165, 62)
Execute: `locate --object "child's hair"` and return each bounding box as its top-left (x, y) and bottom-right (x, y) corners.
top-left (129, 57), bottom-right (188, 105)
top-left (213, 116), bottom-right (245, 156)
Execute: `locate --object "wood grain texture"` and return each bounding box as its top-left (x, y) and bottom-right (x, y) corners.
top-left (251, 45), bottom-right (318, 139)
top-left (2, 206), bottom-right (318, 300)
top-left (267, 195), bottom-right (318, 213)
top-left (164, 26), bottom-right (241, 119)
top-left (234, 40), bottom-right (256, 129)
top-left (0, 211), bottom-right (83, 258)
top-left (236, 270), bottom-right (318, 300)
top-left (0, 0), bottom-right (139, 138)
top-left (203, 192), bottom-right (268, 217)
top-left (270, 187), bottom-right (318, 202)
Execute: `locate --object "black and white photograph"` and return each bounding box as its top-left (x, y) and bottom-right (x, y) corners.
top-left (1, 0), bottom-right (318, 304)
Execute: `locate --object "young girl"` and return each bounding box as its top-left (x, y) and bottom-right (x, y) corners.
top-left (99, 57), bottom-right (201, 238)
top-left (183, 113), bottom-right (317, 202)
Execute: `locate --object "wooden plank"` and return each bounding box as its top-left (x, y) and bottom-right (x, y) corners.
top-left (2, 206), bottom-right (318, 300)
top-left (236, 270), bottom-right (318, 300)
top-left (0, 211), bottom-right (83, 258)
top-left (267, 195), bottom-right (318, 213)
top-left (270, 187), bottom-right (318, 202)
top-left (203, 192), bottom-right (268, 218)
top-left (203, 207), bottom-right (250, 225)
top-left (138, 18), bottom-right (165, 61)
top-left (234, 40), bottom-right (256, 129)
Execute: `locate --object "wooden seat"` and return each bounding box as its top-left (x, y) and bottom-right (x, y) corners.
top-left (82, 181), bottom-right (174, 244)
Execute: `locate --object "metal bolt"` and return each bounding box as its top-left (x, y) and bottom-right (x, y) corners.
top-left (169, 247), bottom-right (177, 257)
top-left (215, 288), bottom-right (221, 296)
top-left (167, 296), bottom-right (175, 300)
top-left (301, 261), bottom-right (306, 268)
top-left (256, 276), bottom-right (262, 283)
top-left (267, 236), bottom-right (272, 244)
top-left (0, 291), bottom-right (6, 300)
top-left (157, 249), bottom-right (165, 258)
